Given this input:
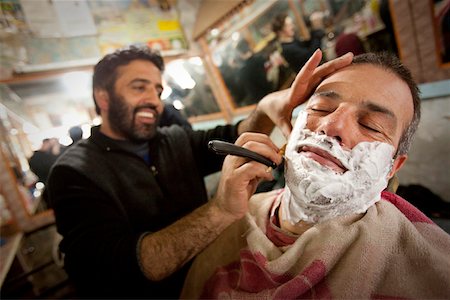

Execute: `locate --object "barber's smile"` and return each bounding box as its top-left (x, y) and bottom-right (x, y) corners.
top-left (135, 107), bottom-right (158, 124)
top-left (298, 145), bottom-right (348, 173)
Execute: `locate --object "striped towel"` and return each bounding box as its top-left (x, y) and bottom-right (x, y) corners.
top-left (181, 190), bottom-right (450, 299)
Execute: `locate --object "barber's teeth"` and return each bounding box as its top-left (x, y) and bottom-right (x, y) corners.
top-left (136, 111), bottom-right (154, 118)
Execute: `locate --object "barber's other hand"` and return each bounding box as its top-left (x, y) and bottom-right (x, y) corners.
top-left (257, 50), bottom-right (354, 138)
top-left (212, 133), bottom-right (283, 221)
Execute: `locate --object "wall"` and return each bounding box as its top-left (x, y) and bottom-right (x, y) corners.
top-left (397, 94), bottom-right (450, 202)
top-left (391, 0), bottom-right (450, 83)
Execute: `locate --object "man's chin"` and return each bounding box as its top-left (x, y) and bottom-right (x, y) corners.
top-left (130, 126), bottom-right (157, 142)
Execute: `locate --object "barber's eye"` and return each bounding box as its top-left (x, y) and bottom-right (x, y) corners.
top-left (133, 85), bottom-right (145, 91)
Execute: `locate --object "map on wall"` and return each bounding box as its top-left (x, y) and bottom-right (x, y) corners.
top-left (0, 0), bottom-right (188, 75)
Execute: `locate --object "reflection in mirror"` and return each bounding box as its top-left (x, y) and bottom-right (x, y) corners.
top-left (162, 57), bottom-right (221, 118)
top-left (205, 0), bottom-right (400, 109)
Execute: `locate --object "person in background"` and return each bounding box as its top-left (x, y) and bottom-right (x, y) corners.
top-left (272, 12), bottom-right (324, 73)
top-left (181, 52), bottom-right (450, 299)
top-left (29, 138), bottom-right (64, 208)
top-left (68, 125), bottom-right (83, 147)
top-left (334, 31), bottom-right (366, 57)
top-left (47, 45), bottom-right (353, 298)
top-left (29, 138), bottom-right (63, 184)
top-left (235, 38), bottom-right (273, 106)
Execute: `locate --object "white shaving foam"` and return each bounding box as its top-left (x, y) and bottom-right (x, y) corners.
top-left (282, 111), bottom-right (395, 224)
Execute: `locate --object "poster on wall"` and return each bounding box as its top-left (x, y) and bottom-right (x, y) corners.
top-left (19, 0), bottom-right (97, 38)
top-left (88, 0), bottom-right (188, 55)
top-left (1, 0), bottom-right (188, 76)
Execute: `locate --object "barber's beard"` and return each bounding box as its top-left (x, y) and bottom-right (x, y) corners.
top-left (107, 91), bottom-right (159, 142)
top-left (281, 112), bottom-right (395, 224)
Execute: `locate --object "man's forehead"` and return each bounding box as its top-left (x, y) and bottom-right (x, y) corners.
top-left (319, 63), bottom-right (384, 84)
top-left (116, 60), bottom-right (162, 82)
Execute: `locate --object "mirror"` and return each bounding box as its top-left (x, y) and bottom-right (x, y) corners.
top-left (163, 57), bottom-right (222, 119)
top-left (205, 0), bottom-right (399, 109)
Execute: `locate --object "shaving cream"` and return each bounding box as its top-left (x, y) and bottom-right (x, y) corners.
top-left (281, 111), bottom-right (395, 224)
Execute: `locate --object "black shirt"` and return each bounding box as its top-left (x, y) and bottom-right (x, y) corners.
top-left (48, 124), bottom-right (239, 298)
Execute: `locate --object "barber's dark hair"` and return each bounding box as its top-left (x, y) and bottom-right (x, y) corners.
top-left (272, 13), bottom-right (288, 35)
top-left (352, 52), bottom-right (421, 155)
top-left (92, 45), bottom-right (164, 114)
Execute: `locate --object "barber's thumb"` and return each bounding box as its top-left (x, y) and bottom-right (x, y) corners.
top-left (279, 121), bottom-right (292, 139)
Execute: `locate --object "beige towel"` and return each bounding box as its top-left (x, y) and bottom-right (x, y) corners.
top-left (182, 190), bottom-right (450, 299)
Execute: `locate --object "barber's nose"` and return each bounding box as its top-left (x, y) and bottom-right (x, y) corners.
top-left (147, 86), bottom-right (160, 102)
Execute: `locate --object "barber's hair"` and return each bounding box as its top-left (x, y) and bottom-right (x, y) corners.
top-left (272, 13), bottom-right (288, 35)
top-left (352, 52), bottom-right (421, 155)
top-left (92, 45), bottom-right (164, 114)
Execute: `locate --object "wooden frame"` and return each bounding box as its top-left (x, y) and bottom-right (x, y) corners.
top-left (431, 0), bottom-right (450, 68)
top-left (0, 108), bottom-right (54, 233)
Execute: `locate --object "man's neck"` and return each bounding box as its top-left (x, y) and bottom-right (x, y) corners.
top-left (278, 203), bottom-right (314, 235)
top-left (99, 123), bottom-right (126, 141)
top-left (279, 35), bottom-right (294, 43)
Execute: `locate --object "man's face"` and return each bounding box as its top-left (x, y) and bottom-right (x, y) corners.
top-left (281, 64), bottom-right (414, 224)
top-left (304, 64), bottom-right (414, 173)
top-left (282, 17), bottom-right (295, 38)
top-left (104, 60), bottom-right (164, 142)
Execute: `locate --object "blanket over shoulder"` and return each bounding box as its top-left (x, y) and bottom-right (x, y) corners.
top-left (181, 190), bottom-right (450, 299)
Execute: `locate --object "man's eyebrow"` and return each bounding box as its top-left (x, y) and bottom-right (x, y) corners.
top-left (364, 101), bottom-right (396, 120)
top-left (311, 90), bottom-right (397, 120)
top-left (129, 78), bottom-right (163, 90)
top-left (129, 78), bottom-right (149, 85)
top-left (312, 90), bottom-right (341, 99)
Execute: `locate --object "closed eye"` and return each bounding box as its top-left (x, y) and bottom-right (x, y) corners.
top-left (308, 107), bottom-right (332, 115)
top-left (360, 123), bottom-right (381, 133)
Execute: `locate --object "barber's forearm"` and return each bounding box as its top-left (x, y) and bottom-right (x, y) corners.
top-left (139, 201), bottom-right (235, 281)
top-left (237, 106), bottom-right (274, 136)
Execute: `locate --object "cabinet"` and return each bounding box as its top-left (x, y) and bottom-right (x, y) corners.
top-left (1, 225), bottom-right (76, 298)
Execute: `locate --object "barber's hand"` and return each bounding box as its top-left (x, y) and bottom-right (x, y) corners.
top-left (212, 133), bottom-right (283, 221)
top-left (257, 50), bottom-right (354, 138)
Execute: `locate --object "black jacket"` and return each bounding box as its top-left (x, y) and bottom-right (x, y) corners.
top-left (48, 124), bottom-right (238, 298)
top-left (281, 29), bottom-right (325, 73)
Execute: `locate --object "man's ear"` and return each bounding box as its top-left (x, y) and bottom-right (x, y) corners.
top-left (388, 154), bottom-right (408, 178)
top-left (94, 89), bottom-right (109, 113)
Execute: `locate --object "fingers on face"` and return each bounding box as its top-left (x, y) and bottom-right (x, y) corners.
top-left (278, 118), bottom-right (293, 139)
top-left (291, 49), bottom-right (323, 89)
top-left (312, 52), bottom-right (354, 85)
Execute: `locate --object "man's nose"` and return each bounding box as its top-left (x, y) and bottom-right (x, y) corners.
top-left (146, 86), bottom-right (161, 103)
top-left (315, 109), bottom-right (354, 148)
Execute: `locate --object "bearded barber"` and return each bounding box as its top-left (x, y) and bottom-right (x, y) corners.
top-left (47, 46), bottom-right (353, 298)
